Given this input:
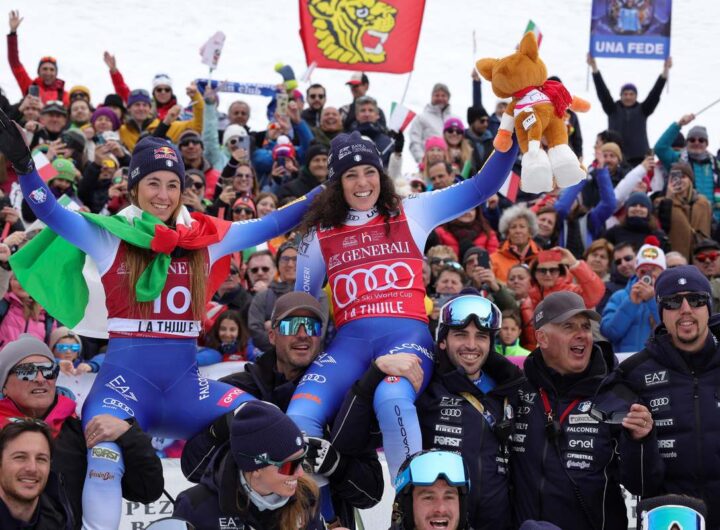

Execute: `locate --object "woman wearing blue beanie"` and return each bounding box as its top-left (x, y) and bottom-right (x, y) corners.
top-left (0, 108), bottom-right (322, 529)
top-left (286, 129), bottom-right (517, 519)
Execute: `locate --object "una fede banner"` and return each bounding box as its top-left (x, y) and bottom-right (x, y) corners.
top-left (298, 0), bottom-right (426, 73)
top-left (589, 0), bottom-right (672, 60)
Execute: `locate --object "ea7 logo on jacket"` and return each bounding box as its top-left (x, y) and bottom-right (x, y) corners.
top-left (644, 370), bottom-right (669, 387)
top-left (218, 517), bottom-right (246, 529)
top-left (519, 391), bottom-right (537, 404)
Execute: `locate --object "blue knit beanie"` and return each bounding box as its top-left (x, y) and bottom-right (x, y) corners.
top-left (655, 265), bottom-right (712, 315)
top-left (327, 131), bottom-right (383, 181)
top-left (625, 192), bottom-right (652, 212)
top-left (128, 136), bottom-right (185, 190)
top-left (231, 401), bottom-right (304, 472)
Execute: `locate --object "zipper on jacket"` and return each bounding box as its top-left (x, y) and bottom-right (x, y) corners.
top-left (692, 372), bottom-right (706, 500)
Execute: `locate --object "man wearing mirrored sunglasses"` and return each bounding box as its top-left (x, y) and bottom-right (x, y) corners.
top-left (617, 265), bottom-right (720, 529)
top-left (512, 291), bottom-right (658, 529)
top-left (691, 239), bottom-right (720, 313)
top-left (181, 292), bottom-right (381, 528)
top-left (329, 290), bottom-right (523, 530)
top-left (0, 334), bottom-right (162, 529)
top-left (391, 450), bottom-right (469, 530)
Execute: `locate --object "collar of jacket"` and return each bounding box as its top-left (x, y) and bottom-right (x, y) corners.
top-left (524, 343), bottom-right (611, 399)
top-left (436, 349), bottom-right (524, 397)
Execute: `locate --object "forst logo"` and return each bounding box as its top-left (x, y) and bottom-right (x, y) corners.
top-left (641, 247), bottom-right (659, 259)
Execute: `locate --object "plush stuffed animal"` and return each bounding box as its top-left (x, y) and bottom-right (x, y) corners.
top-left (476, 32), bottom-right (590, 194)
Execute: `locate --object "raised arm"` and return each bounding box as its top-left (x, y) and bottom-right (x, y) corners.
top-left (294, 230), bottom-right (327, 299)
top-left (209, 185), bottom-right (323, 260)
top-left (0, 110), bottom-right (112, 260)
top-left (404, 140), bottom-right (519, 235)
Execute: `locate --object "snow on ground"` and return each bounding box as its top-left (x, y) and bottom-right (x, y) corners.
top-left (4, 0), bottom-right (720, 169)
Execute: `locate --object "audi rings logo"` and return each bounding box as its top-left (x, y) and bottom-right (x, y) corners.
top-left (102, 397), bottom-right (135, 417)
top-left (300, 374), bottom-right (327, 384)
top-left (332, 263), bottom-right (415, 308)
top-left (441, 408), bottom-right (462, 417)
top-left (650, 397), bottom-right (670, 408)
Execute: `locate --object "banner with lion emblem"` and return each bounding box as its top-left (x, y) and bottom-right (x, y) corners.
top-left (298, 0), bottom-right (426, 73)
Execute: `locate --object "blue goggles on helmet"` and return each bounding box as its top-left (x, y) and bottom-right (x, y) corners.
top-left (641, 505), bottom-right (705, 530)
top-left (394, 451), bottom-right (469, 494)
top-left (436, 295), bottom-right (502, 340)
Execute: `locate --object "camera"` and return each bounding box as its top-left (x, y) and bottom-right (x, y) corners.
top-left (640, 275), bottom-right (653, 285)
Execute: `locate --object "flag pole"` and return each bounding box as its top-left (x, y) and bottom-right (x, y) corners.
top-left (694, 96), bottom-right (720, 117)
top-left (400, 71), bottom-right (413, 105)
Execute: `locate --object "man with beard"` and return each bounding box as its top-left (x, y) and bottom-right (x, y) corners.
top-left (617, 265), bottom-right (720, 529)
top-left (181, 292), bottom-right (381, 528)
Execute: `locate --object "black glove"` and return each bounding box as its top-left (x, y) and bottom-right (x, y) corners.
top-left (390, 130), bottom-right (404, 154)
top-left (304, 436), bottom-right (341, 477)
top-left (210, 411), bottom-right (233, 443)
top-left (0, 109), bottom-right (33, 174)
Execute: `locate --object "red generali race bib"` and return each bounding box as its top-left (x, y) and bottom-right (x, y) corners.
top-left (318, 210), bottom-right (427, 327)
top-left (102, 244), bottom-right (207, 338)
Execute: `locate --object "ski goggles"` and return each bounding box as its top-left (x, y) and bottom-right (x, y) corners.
top-left (437, 295), bottom-right (502, 339)
top-left (658, 292), bottom-right (710, 310)
top-left (641, 504), bottom-right (705, 530)
top-left (394, 451), bottom-right (468, 493)
top-left (238, 445), bottom-right (308, 476)
top-left (55, 343), bottom-right (81, 353)
top-left (10, 362), bottom-right (60, 382)
top-left (275, 316), bottom-right (323, 337)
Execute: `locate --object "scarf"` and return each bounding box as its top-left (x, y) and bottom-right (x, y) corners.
top-left (0, 395), bottom-right (77, 437)
top-left (513, 80), bottom-right (573, 119)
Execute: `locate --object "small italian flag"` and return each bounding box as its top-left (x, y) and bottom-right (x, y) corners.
top-left (525, 19), bottom-right (543, 48)
top-left (499, 170), bottom-right (521, 202)
top-left (389, 102), bottom-right (417, 133)
top-left (32, 151), bottom-right (58, 183)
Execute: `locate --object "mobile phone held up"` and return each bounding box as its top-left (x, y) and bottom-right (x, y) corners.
top-left (276, 92), bottom-right (289, 117)
top-left (28, 85), bottom-right (40, 97)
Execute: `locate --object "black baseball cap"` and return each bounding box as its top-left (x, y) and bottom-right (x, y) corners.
top-left (693, 239), bottom-right (720, 255)
top-left (533, 291), bottom-right (600, 329)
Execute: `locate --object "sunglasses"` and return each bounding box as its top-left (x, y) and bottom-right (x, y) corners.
top-left (228, 137), bottom-right (246, 146)
top-left (614, 255), bottom-right (634, 266)
top-left (154, 87), bottom-right (172, 93)
top-left (695, 251), bottom-right (719, 263)
top-left (112, 175), bottom-right (126, 185)
top-left (55, 343), bottom-right (81, 353)
top-left (70, 92), bottom-right (86, 101)
top-left (308, 94), bottom-right (325, 100)
top-left (233, 207), bottom-right (255, 216)
top-left (187, 180), bottom-right (204, 190)
top-left (229, 268), bottom-right (240, 275)
top-left (180, 139), bottom-right (201, 147)
top-left (279, 255), bottom-right (297, 264)
top-left (275, 316), bottom-right (323, 337)
top-left (249, 266), bottom-right (271, 274)
top-left (536, 266), bottom-right (561, 276)
top-left (430, 257), bottom-right (457, 266)
top-left (687, 137), bottom-right (708, 144)
top-left (10, 362), bottom-right (60, 381)
top-left (236, 446), bottom-right (308, 476)
top-left (659, 292), bottom-right (710, 310)
top-left (445, 127), bottom-right (463, 135)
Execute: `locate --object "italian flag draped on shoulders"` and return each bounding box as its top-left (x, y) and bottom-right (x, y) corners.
top-left (10, 205), bottom-right (232, 338)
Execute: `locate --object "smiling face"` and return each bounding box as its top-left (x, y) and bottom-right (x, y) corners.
top-left (320, 107), bottom-right (342, 132)
top-left (218, 318), bottom-right (239, 344)
top-left (534, 261), bottom-right (561, 289)
top-left (255, 196), bottom-right (277, 217)
top-left (134, 171), bottom-right (181, 222)
top-left (268, 309), bottom-right (322, 380)
top-left (38, 63), bottom-right (57, 85)
top-left (0, 431), bottom-right (51, 506)
top-left (662, 291), bottom-right (710, 352)
top-left (341, 164), bottom-right (381, 211)
top-left (2, 355), bottom-right (56, 418)
top-left (412, 479), bottom-right (460, 530)
top-left (128, 101), bottom-right (151, 122)
top-left (440, 321), bottom-right (491, 381)
top-left (248, 447), bottom-right (305, 497)
top-left (153, 85), bottom-right (173, 105)
top-left (536, 212), bottom-right (556, 238)
top-left (536, 314), bottom-right (593, 375)
top-left (93, 115), bottom-right (114, 134)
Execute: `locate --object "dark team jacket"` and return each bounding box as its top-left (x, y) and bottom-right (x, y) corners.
top-left (180, 350), bottom-right (383, 528)
top-left (616, 314), bottom-right (720, 530)
top-left (511, 345), bottom-right (661, 530)
top-left (331, 351), bottom-right (524, 530)
top-left (174, 448), bottom-right (325, 530)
